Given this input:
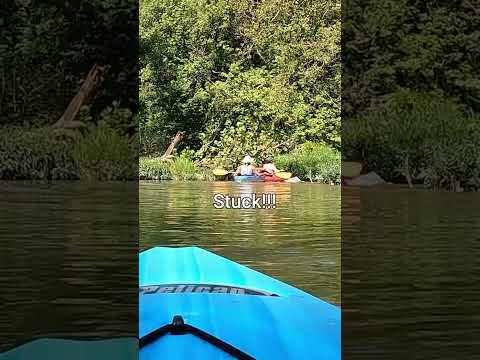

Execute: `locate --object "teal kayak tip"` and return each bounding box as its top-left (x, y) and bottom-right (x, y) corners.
top-left (0, 338), bottom-right (137, 360)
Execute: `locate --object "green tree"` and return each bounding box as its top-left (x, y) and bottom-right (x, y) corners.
top-left (139, 0), bottom-right (341, 159)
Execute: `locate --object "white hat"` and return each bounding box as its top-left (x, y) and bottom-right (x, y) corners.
top-left (241, 155), bottom-right (254, 164)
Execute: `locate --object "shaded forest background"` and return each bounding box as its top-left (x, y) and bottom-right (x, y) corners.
top-left (0, 0), bottom-right (138, 180)
top-left (343, 0), bottom-right (480, 190)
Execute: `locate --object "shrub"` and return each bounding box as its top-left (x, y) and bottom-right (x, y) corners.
top-left (139, 157), bottom-right (171, 180)
top-left (420, 118), bottom-right (480, 190)
top-left (343, 89), bottom-right (480, 190)
top-left (139, 153), bottom-right (215, 181)
top-left (0, 127), bottom-right (79, 180)
top-left (0, 105), bottom-right (138, 181)
top-left (275, 142), bottom-right (340, 184)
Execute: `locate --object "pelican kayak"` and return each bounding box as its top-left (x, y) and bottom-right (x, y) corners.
top-left (233, 175), bottom-right (264, 183)
top-left (140, 247), bottom-right (340, 360)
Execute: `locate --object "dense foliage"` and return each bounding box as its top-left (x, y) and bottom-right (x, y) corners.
top-left (343, 1), bottom-right (480, 190)
top-left (140, 0), bottom-right (341, 166)
top-left (1, 0), bottom-right (138, 125)
top-left (343, 1), bottom-right (480, 116)
top-left (0, 127), bottom-right (78, 180)
top-left (139, 156), bottom-right (214, 181)
top-left (344, 90), bottom-right (480, 190)
top-left (0, 105), bottom-right (138, 181)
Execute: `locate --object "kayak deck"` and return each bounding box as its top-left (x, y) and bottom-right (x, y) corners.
top-left (140, 247), bottom-right (340, 360)
top-left (141, 293), bottom-right (339, 360)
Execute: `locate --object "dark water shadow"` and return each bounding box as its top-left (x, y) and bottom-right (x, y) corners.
top-left (0, 181), bottom-right (138, 353)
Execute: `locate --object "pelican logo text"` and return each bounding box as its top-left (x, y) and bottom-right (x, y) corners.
top-left (139, 284), bottom-right (275, 296)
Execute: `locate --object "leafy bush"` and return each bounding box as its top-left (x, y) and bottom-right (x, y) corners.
top-left (190, 67), bottom-right (312, 168)
top-left (343, 90), bottom-right (480, 190)
top-left (139, 157), bottom-right (171, 180)
top-left (275, 142), bottom-right (340, 184)
top-left (139, 154), bottom-right (214, 181)
top-left (0, 127), bottom-right (78, 180)
top-left (1, 102), bottom-right (138, 181)
top-left (420, 118), bottom-right (480, 190)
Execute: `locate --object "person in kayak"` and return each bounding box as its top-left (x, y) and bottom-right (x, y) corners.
top-left (260, 159), bottom-right (279, 175)
top-left (234, 155), bottom-right (258, 176)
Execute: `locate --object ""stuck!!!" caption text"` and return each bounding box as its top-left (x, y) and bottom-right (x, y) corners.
top-left (213, 193), bottom-right (276, 209)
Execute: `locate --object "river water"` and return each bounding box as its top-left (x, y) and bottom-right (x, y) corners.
top-left (2, 181), bottom-right (477, 358)
top-left (140, 181), bottom-right (341, 305)
top-left (342, 187), bottom-right (480, 359)
top-left (0, 182), bottom-right (138, 352)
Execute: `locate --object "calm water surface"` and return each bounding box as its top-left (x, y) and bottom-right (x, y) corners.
top-left (140, 181), bottom-right (341, 305)
top-left (342, 187), bottom-right (480, 359)
top-left (0, 182), bottom-right (137, 352)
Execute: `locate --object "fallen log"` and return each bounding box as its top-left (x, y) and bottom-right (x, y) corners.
top-left (161, 131), bottom-right (185, 159)
top-left (53, 63), bottom-right (106, 128)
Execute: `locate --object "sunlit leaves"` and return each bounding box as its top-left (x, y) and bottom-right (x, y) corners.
top-left (139, 0), bottom-right (341, 157)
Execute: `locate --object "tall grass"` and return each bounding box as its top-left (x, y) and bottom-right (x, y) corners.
top-left (73, 122), bottom-right (137, 181)
top-left (139, 157), bottom-right (171, 180)
top-left (169, 157), bottom-right (198, 180)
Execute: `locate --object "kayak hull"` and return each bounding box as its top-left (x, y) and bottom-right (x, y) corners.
top-left (139, 247), bottom-right (340, 360)
top-left (263, 174), bottom-right (285, 182)
top-left (233, 175), bottom-right (264, 183)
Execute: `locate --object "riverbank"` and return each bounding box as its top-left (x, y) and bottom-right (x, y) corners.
top-left (139, 157), bottom-right (214, 181)
top-left (1, 116), bottom-right (137, 181)
top-left (140, 143), bottom-right (341, 184)
top-left (343, 92), bottom-right (480, 192)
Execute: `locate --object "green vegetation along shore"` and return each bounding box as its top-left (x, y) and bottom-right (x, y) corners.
top-left (1, 2), bottom-right (138, 181)
top-left (1, 106), bottom-right (138, 181)
top-left (140, 142), bottom-right (341, 184)
top-left (3, 0), bottom-right (478, 191)
top-left (139, 0), bottom-right (341, 183)
top-left (343, 2), bottom-right (480, 191)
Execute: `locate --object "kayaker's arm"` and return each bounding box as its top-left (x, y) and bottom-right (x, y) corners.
top-left (254, 166), bottom-right (265, 175)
